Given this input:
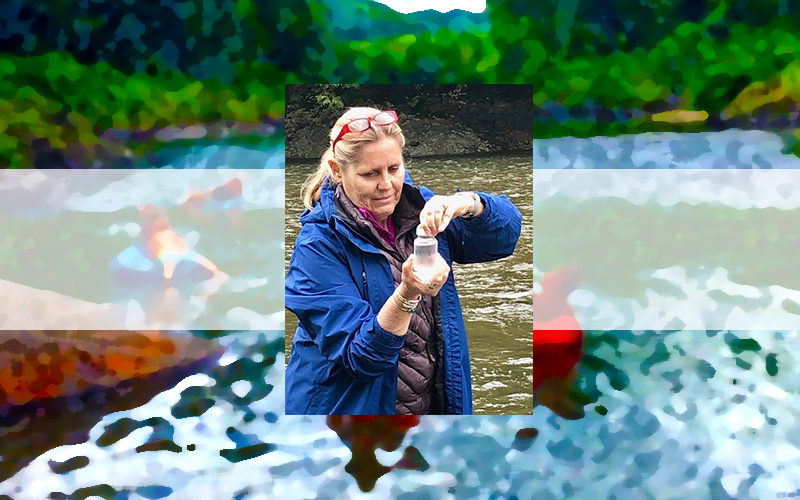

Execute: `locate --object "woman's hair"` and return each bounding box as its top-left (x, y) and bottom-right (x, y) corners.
top-left (300, 106), bottom-right (406, 209)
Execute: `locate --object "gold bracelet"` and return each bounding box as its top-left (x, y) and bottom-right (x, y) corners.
top-left (393, 292), bottom-right (419, 314)
top-left (392, 294), bottom-right (412, 313)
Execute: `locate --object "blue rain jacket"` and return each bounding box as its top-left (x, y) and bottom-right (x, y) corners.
top-left (285, 172), bottom-right (522, 415)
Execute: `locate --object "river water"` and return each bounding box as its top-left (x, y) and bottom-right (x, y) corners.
top-left (531, 130), bottom-right (800, 337)
top-left (1, 146), bottom-right (287, 495)
top-left (5, 132), bottom-right (800, 499)
top-left (527, 130), bottom-right (800, 499)
top-left (285, 153), bottom-right (534, 415)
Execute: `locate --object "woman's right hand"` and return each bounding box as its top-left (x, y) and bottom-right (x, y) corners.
top-left (399, 254), bottom-right (451, 298)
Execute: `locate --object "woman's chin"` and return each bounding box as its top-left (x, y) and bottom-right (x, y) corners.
top-left (371, 201), bottom-right (397, 218)
top-left (371, 209), bottom-right (393, 223)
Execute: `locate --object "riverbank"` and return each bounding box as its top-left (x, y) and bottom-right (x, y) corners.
top-left (4, 91), bottom-right (800, 169)
top-left (285, 85), bottom-right (533, 159)
top-left (4, 47), bottom-right (800, 168)
top-left (20, 118), bottom-right (285, 169)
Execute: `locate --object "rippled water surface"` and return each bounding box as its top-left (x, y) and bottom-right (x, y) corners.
top-left (285, 154), bottom-right (534, 415)
top-left (6, 134), bottom-right (800, 499)
top-left (529, 130), bottom-right (800, 499)
top-left (1, 146), bottom-right (287, 496)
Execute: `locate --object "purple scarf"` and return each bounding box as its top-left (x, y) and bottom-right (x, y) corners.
top-left (357, 207), bottom-right (396, 248)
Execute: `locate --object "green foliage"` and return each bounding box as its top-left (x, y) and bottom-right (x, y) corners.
top-left (0, 51), bottom-right (287, 168)
top-left (313, 92), bottom-right (345, 108)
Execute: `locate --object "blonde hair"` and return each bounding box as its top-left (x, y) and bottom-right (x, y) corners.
top-left (300, 107), bottom-right (406, 209)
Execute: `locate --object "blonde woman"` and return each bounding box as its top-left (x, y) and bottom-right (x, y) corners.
top-left (285, 107), bottom-right (522, 415)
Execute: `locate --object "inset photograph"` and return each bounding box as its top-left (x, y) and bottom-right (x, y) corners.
top-left (285, 84), bottom-right (533, 415)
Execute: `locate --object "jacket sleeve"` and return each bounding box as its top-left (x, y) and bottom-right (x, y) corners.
top-left (442, 191), bottom-right (523, 265)
top-left (285, 230), bottom-right (405, 382)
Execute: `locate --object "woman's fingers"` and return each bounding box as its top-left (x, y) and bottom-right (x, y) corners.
top-left (419, 207), bottom-right (435, 235)
top-left (431, 206), bottom-right (441, 231)
top-left (403, 240), bottom-right (452, 297)
top-left (426, 255), bottom-right (450, 296)
top-left (420, 195), bottom-right (470, 235)
top-left (401, 255), bottom-right (416, 284)
top-left (439, 204), bottom-right (456, 232)
top-left (420, 196), bottom-right (456, 235)
top-left (401, 255), bottom-right (426, 297)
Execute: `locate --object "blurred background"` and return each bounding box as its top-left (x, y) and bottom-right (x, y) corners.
top-left (1, 0), bottom-right (800, 498)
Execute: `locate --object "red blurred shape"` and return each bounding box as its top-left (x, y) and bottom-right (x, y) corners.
top-left (0, 330), bottom-right (221, 407)
top-left (533, 266), bottom-right (586, 420)
top-left (326, 415), bottom-right (421, 492)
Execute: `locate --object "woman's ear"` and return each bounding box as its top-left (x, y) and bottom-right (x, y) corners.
top-left (328, 158), bottom-right (342, 182)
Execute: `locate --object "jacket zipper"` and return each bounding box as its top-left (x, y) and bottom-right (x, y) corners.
top-left (433, 294), bottom-right (447, 414)
top-left (361, 263), bottom-right (368, 299)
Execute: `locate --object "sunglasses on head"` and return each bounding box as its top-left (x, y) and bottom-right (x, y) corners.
top-left (331, 110), bottom-right (398, 154)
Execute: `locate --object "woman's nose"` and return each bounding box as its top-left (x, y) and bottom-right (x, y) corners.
top-left (378, 171), bottom-right (391, 188)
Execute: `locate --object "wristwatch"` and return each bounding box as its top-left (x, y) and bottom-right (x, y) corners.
top-left (461, 192), bottom-right (481, 219)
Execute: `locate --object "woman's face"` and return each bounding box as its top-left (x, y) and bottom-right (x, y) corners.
top-left (333, 138), bottom-right (405, 226)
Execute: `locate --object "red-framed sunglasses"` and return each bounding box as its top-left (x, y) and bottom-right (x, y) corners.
top-left (331, 110), bottom-right (398, 154)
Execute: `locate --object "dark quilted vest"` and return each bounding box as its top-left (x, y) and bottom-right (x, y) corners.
top-left (335, 185), bottom-right (445, 415)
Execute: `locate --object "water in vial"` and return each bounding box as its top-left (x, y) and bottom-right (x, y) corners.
top-left (413, 229), bottom-right (438, 282)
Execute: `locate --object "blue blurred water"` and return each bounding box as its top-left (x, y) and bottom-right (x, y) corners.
top-left (533, 129), bottom-right (800, 170)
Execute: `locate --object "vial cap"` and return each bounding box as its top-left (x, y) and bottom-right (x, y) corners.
top-left (416, 225), bottom-right (431, 237)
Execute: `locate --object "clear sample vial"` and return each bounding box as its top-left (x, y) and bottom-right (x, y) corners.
top-left (413, 226), bottom-right (438, 282)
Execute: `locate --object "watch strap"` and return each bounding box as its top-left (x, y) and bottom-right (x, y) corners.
top-left (462, 192), bottom-right (480, 219)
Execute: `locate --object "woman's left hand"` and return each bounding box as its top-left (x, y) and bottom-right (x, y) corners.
top-left (419, 193), bottom-right (477, 236)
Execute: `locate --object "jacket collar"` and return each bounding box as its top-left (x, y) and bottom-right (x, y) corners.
top-left (299, 171), bottom-right (423, 253)
top-left (334, 183), bottom-right (424, 253)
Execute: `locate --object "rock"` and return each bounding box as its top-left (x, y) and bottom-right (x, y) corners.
top-left (286, 114), bottom-right (500, 159)
top-left (0, 329), bottom-right (221, 407)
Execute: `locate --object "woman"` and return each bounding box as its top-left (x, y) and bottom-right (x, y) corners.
top-left (285, 107), bottom-right (522, 415)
